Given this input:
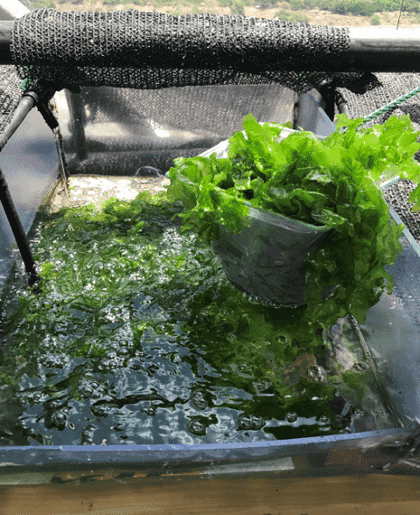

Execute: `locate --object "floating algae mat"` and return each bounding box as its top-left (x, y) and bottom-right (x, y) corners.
top-left (0, 190), bottom-right (397, 446)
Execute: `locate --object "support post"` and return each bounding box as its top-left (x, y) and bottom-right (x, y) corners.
top-left (0, 165), bottom-right (40, 287)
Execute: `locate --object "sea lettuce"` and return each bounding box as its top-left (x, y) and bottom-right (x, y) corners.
top-left (167, 113), bottom-right (420, 332)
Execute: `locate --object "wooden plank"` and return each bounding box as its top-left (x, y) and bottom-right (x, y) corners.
top-left (2, 473), bottom-right (420, 515)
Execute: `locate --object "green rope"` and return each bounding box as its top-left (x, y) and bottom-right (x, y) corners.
top-left (359, 84), bottom-right (420, 128)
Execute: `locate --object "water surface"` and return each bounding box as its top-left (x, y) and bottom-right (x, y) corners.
top-left (0, 193), bottom-right (392, 446)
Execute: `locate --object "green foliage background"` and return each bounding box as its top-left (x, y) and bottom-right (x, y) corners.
top-left (20, 0), bottom-right (420, 22)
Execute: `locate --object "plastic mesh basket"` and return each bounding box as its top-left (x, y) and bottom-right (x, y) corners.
top-left (194, 127), bottom-right (332, 306)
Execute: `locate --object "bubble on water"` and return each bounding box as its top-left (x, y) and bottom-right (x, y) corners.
top-left (44, 410), bottom-right (67, 431)
top-left (79, 384), bottom-right (94, 397)
top-left (238, 414), bottom-right (265, 430)
top-left (91, 388), bottom-right (106, 400)
top-left (187, 420), bottom-right (206, 436)
top-left (335, 414), bottom-right (344, 425)
top-left (254, 380), bottom-right (273, 392)
top-left (286, 412), bottom-right (298, 423)
top-left (249, 415), bottom-right (264, 430)
top-left (100, 355), bottom-right (126, 370)
top-left (91, 403), bottom-right (113, 417)
top-left (306, 365), bottom-right (326, 382)
top-left (192, 390), bottom-right (208, 410)
top-left (238, 414), bottom-right (252, 430)
top-left (18, 390), bottom-right (40, 404)
top-left (238, 363), bottom-right (253, 374)
top-left (44, 397), bottom-right (66, 410)
top-left (141, 406), bottom-right (156, 416)
top-left (34, 392), bottom-right (48, 404)
top-left (81, 424), bottom-right (96, 445)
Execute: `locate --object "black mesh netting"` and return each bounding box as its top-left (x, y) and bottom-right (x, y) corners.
top-left (336, 73), bottom-right (420, 128)
top-left (383, 179), bottom-right (420, 242)
top-left (75, 84), bottom-right (295, 138)
top-left (62, 83), bottom-right (299, 164)
top-left (10, 8), bottom-right (354, 92)
top-left (0, 65), bottom-right (23, 135)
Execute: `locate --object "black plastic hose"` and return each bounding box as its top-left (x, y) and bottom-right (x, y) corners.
top-left (0, 163), bottom-right (40, 287)
top-left (0, 88), bottom-right (56, 289)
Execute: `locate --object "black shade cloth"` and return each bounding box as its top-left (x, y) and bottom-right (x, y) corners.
top-left (11, 8), bottom-right (353, 92)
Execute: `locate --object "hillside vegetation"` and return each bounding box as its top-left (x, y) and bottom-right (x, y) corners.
top-left (21, 0), bottom-right (420, 27)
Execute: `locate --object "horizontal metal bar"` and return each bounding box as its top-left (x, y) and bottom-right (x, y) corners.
top-left (1, 21), bottom-right (420, 72)
top-left (346, 27), bottom-right (420, 72)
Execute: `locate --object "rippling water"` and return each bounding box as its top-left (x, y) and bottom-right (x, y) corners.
top-left (0, 194), bottom-right (395, 446)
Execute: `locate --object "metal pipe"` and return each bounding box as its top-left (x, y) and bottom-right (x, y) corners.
top-left (0, 80), bottom-right (67, 290)
top-left (0, 164), bottom-right (40, 287)
top-left (318, 80), bottom-right (336, 121)
top-left (0, 92), bottom-right (38, 151)
top-left (346, 27), bottom-right (420, 73)
top-left (64, 89), bottom-right (87, 162)
top-left (336, 90), bottom-right (350, 117)
top-left (0, 91), bottom-right (42, 288)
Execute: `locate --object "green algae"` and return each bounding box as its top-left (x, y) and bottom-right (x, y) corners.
top-left (0, 191), bottom-right (382, 445)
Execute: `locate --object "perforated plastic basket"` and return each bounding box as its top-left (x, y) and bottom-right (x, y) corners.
top-left (196, 127), bottom-right (331, 306)
top-left (211, 203), bottom-right (331, 306)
